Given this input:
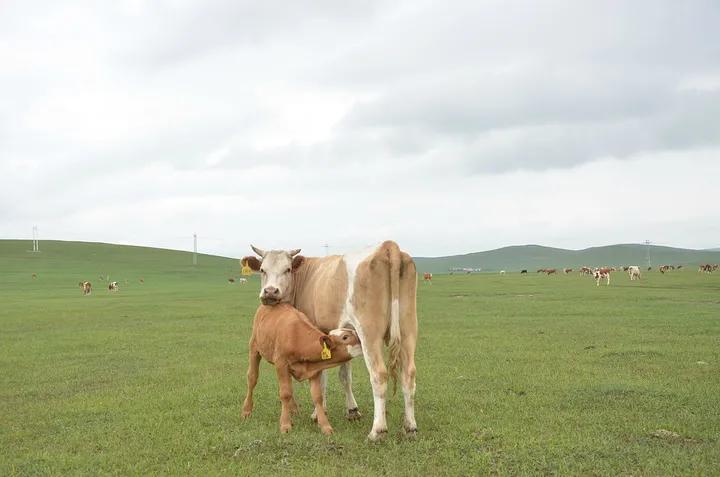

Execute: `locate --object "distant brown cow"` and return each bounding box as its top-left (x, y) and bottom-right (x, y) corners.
top-left (228, 277), bottom-right (236, 283)
top-left (545, 268), bottom-right (557, 275)
top-left (32, 273), bottom-right (37, 279)
top-left (242, 303), bottom-right (362, 435)
top-left (423, 272), bottom-right (432, 283)
top-left (563, 268), bottom-right (573, 274)
top-left (593, 268), bottom-right (611, 286)
top-left (580, 266), bottom-right (593, 275)
top-left (79, 281), bottom-right (92, 295)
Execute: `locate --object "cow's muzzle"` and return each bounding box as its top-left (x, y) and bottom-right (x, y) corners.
top-left (260, 286), bottom-right (281, 305)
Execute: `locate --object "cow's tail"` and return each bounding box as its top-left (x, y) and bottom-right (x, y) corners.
top-left (386, 241), bottom-right (402, 396)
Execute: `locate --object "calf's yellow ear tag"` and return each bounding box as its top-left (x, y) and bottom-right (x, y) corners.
top-left (321, 341), bottom-right (332, 360)
top-left (241, 259), bottom-right (253, 276)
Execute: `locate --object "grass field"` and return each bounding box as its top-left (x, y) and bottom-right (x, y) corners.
top-left (1, 241), bottom-right (719, 475)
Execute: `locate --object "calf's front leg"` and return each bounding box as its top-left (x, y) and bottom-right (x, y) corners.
top-left (276, 364), bottom-right (294, 433)
top-left (242, 349), bottom-right (261, 418)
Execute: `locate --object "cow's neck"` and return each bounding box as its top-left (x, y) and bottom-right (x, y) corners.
top-left (289, 256), bottom-right (323, 305)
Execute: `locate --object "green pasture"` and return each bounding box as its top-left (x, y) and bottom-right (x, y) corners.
top-left (1, 241), bottom-right (719, 476)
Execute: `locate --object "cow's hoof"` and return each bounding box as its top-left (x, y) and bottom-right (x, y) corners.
top-left (310, 412), bottom-right (318, 423)
top-left (280, 424), bottom-right (292, 433)
top-left (241, 410), bottom-right (251, 419)
top-left (367, 429), bottom-right (387, 442)
top-left (404, 427), bottom-right (418, 439)
top-left (346, 408), bottom-right (362, 420)
top-left (321, 426), bottom-right (334, 435)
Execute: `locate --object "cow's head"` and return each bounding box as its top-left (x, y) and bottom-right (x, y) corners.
top-left (242, 245), bottom-right (304, 305)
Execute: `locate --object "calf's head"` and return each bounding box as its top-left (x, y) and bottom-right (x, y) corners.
top-left (326, 328), bottom-right (363, 358)
top-left (243, 245), bottom-right (304, 305)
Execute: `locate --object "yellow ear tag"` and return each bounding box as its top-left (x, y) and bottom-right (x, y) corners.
top-left (321, 342), bottom-right (332, 360)
top-left (241, 259), bottom-right (253, 276)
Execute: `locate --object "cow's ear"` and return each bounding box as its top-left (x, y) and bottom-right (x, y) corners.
top-left (292, 255), bottom-right (305, 271)
top-left (241, 256), bottom-right (262, 271)
top-left (320, 335), bottom-right (336, 350)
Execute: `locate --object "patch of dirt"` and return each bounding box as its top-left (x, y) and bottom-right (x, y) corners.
top-left (601, 350), bottom-right (663, 359)
top-left (650, 429), bottom-right (701, 444)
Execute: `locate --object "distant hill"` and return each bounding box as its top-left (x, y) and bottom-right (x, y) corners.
top-left (0, 240), bottom-right (239, 281)
top-left (3, 239), bottom-right (719, 277)
top-left (414, 244), bottom-right (720, 274)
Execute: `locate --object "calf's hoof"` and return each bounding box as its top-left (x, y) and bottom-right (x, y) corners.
top-left (280, 423), bottom-right (292, 433)
top-left (346, 408), bottom-right (362, 420)
top-left (321, 425), bottom-right (334, 435)
top-left (367, 428), bottom-right (387, 442)
top-left (241, 410), bottom-right (251, 419)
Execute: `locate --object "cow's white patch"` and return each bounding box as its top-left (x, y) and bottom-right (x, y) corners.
top-left (348, 344), bottom-right (363, 357)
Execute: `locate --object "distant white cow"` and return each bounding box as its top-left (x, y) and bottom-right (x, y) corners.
top-left (108, 281), bottom-right (119, 292)
top-left (238, 278), bottom-right (248, 284)
top-left (628, 266), bottom-right (641, 281)
top-left (499, 270), bottom-right (506, 275)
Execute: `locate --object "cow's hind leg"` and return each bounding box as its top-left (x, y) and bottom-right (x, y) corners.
top-left (361, 340), bottom-right (389, 441)
top-left (339, 362), bottom-right (361, 420)
top-left (241, 348), bottom-right (261, 418)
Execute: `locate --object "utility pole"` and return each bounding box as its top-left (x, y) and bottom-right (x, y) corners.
top-left (32, 225), bottom-right (39, 252)
top-left (193, 233), bottom-right (198, 265)
top-left (644, 240), bottom-right (651, 268)
top-left (322, 243), bottom-right (329, 256)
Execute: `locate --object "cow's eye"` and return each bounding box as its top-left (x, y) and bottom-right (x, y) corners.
top-left (260, 269), bottom-right (265, 274)
top-left (286, 268), bottom-right (291, 273)
top-left (342, 335), bottom-right (348, 341)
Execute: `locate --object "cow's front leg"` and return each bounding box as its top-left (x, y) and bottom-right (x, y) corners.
top-left (339, 362), bottom-right (361, 420)
top-left (310, 369), bottom-right (327, 422)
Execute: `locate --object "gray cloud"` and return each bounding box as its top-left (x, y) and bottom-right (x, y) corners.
top-left (2, 0), bottom-right (720, 254)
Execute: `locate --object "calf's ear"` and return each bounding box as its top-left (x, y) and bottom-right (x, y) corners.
top-left (320, 335), bottom-right (336, 350)
top-left (292, 255), bottom-right (305, 271)
top-left (241, 256), bottom-right (262, 271)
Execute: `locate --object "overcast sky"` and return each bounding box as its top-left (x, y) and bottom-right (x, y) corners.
top-left (2, 0), bottom-right (719, 257)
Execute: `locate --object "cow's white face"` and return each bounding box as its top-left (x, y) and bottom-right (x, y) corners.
top-left (250, 246), bottom-right (302, 305)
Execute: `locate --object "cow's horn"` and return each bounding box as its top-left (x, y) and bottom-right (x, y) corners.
top-left (289, 248), bottom-right (301, 257)
top-left (251, 245), bottom-right (266, 257)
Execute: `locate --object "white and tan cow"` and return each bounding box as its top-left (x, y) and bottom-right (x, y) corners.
top-left (108, 281), bottom-right (119, 291)
top-left (242, 241), bottom-right (417, 440)
top-left (628, 266), bottom-right (641, 281)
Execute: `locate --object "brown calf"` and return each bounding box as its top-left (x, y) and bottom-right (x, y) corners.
top-left (242, 303), bottom-right (362, 435)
